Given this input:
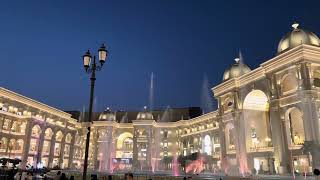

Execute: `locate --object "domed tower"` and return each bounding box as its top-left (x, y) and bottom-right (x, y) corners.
top-left (277, 22), bottom-right (320, 54)
top-left (99, 107), bottom-right (116, 121)
top-left (136, 106), bottom-right (154, 120)
top-left (223, 58), bottom-right (251, 81)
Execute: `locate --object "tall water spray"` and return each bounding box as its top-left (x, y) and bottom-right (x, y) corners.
top-left (98, 127), bottom-right (115, 173)
top-left (237, 51), bottom-right (250, 176)
top-left (149, 72), bottom-right (154, 112)
top-left (201, 74), bottom-right (214, 114)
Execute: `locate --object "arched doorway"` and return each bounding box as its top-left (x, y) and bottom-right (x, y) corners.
top-left (115, 132), bottom-right (133, 171)
top-left (243, 90), bottom-right (270, 151)
top-left (284, 107), bottom-right (308, 173)
top-left (243, 90), bottom-right (270, 173)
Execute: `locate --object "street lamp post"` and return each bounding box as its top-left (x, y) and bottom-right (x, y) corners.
top-left (82, 44), bottom-right (108, 180)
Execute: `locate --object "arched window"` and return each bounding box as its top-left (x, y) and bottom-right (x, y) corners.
top-left (44, 128), bottom-right (53, 140)
top-left (11, 122), bottom-right (19, 133)
top-left (42, 129), bottom-right (52, 155)
top-left (31, 125), bottom-right (41, 137)
top-left (203, 135), bottom-right (212, 155)
top-left (282, 74), bottom-right (298, 93)
top-left (65, 133), bottom-right (72, 143)
top-left (0, 137), bottom-right (8, 151)
top-left (243, 90), bottom-right (270, 151)
top-left (55, 131), bottom-right (64, 142)
top-left (286, 108), bottom-right (305, 145)
top-left (123, 137), bottom-right (133, 150)
top-left (10, 121), bottom-right (26, 134)
top-left (3, 119), bottom-right (11, 131)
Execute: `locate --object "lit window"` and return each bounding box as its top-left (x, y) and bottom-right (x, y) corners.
top-left (203, 135), bottom-right (212, 155)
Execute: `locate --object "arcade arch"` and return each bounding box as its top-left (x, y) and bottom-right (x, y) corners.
top-left (225, 123), bottom-right (235, 151)
top-left (116, 132), bottom-right (133, 159)
top-left (285, 107), bottom-right (305, 145)
top-left (243, 90), bottom-right (270, 151)
top-left (203, 135), bottom-right (212, 155)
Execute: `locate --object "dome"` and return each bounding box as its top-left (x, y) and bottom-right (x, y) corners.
top-left (99, 108), bottom-right (116, 121)
top-left (277, 23), bottom-right (320, 53)
top-left (223, 58), bottom-right (251, 81)
top-left (136, 106), bottom-right (154, 120)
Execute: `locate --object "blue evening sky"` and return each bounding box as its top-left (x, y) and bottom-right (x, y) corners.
top-left (0, 0), bottom-right (319, 112)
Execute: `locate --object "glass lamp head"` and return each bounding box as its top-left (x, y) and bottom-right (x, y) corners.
top-left (98, 43), bottom-right (108, 65)
top-left (83, 50), bottom-right (92, 71)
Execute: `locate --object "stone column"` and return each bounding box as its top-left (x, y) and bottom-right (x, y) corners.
top-left (48, 129), bottom-right (57, 168)
top-left (0, 116), bottom-right (5, 134)
top-left (68, 131), bottom-right (76, 169)
top-left (58, 130), bottom-right (66, 168)
top-left (93, 128), bottom-right (99, 170)
top-left (132, 128), bottom-right (139, 171)
top-left (21, 120), bottom-right (33, 169)
top-left (301, 63), bottom-right (312, 90)
top-left (146, 127), bottom-right (152, 170)
top-left (5, 119), bottom-right (13, 155)
top-left (36, 124), bottom-right (46, 166)
top-left (218, 119), bottom-right (227, 169)
top-left (269, 107), bottom-right (291, 174)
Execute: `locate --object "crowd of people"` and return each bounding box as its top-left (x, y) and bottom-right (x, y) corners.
top-left (12, 171), bottom-right (127, 180)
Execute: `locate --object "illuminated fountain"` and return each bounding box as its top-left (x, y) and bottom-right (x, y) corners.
top-left (201, 74), bottom-right (214, 114)
top-left (97, 109), bottom-right (116, 173)
top-left (97, 126), bottom-right (115, 173)
top-left (151, 127), bottom-right (160, 173)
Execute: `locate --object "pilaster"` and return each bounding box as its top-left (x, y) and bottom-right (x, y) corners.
top-left (48, 129), bottom-right (56, 168)
top-left (68, 131), bottom-right (76, 168)
top-left (269, 106), bottom-right (291, 174)
top-left (21, 119), bottom-right (33, 169)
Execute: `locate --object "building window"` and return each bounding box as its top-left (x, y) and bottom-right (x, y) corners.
top-left (29, 139), bottom-right (38, 153)
top-left (31, 125), bottom-right (41, 138)
top-left (64, 144), bottom-right (70, 156)
top-left (3, 119), bottom-right (11, 131)
top-left (44, 128), bottom-right (53, 140)
top-left (123, 137), bottom-right (133, 150)
top-left (203, 135), bottom-right (212, 155)
top-left (54, 143), bottom-right (61, 156)
top-left (65, 133), bottom-right (72, 143)
top-left (0, 137), bottom-right (8, 151)
top-left (55, 131), bottom-right (64, 142)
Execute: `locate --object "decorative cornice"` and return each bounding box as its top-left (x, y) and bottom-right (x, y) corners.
top-left (0, 87), bottom-right (72, 119)
top-left (212, 45), bottom-right (320, 97)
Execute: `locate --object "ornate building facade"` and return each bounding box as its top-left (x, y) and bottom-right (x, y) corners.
top-left (0, 23), bottom-right (320, 175)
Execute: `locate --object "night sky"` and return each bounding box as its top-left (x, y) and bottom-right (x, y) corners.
top-left (0, 0), bottom-right (319, 112)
